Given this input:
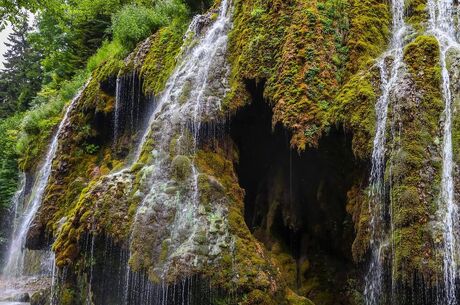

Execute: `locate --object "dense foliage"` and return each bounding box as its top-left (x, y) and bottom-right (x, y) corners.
top-left (0, 17), bottom-right (42, 115)
top-left (112, 0), bottom-right (187, 50)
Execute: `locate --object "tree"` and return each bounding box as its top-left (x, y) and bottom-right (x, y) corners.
top-left (0, 0), bottom-right (60, 29)
top-left (0, 16), bottom-right (42, 115)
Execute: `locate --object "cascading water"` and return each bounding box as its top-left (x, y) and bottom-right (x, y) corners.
top-left (427, 1), bottom-right (460, 303)
top-left (8, 172), bottom-right (26, 240)
top-left (120, 0), bottom-right (232, 303)
top-left (364, 0), bottom-right (407, 304)
top-left (2, 88), bottom-right (85, 278)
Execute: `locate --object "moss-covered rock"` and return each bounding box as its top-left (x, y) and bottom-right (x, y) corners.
top-left (388, 35), bottom-right (442, 282)
top-left (171, 155), bottom-right (192, 181)
top-left (30, 289), bottom-right (50, 305)
top-left (141, 18), bottom-right (189, 95)
top-left (226, 0), bottom-right (390, 151)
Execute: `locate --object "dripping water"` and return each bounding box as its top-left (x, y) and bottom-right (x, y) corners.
top-left (365, 0), bottom-right (408, 304)
top-left (114, 76), bottom-right (122, 142)
top-left (49, 253), bottom-right (57, 305)
top-left (113, 73), bottom-right (144, 144)
top-left (86, 233), bottom-right (96, 304)
top-left (427, 0), bottom-right (460, 304)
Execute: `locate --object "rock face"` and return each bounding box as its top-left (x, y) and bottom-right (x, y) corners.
top-left (16, 0), bottom-right (460, 304)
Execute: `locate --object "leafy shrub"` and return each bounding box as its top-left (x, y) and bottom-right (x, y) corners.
top-left (112, 0), bottom-right (188, 50)
top-left (16, 95), bottom-right (65, 169)
top-left (59, 70), bottom-right (90, 100)
top-left (86, 40), bottom-right (126, 72)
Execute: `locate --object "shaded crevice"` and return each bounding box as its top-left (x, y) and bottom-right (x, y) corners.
top-left (112, 72), bottom-right (155, 159)
top-left (230, 79), bottom-right (368, 302)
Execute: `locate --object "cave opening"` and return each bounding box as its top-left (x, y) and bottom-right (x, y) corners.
top-left (229, 80), bottom-right (368, 303)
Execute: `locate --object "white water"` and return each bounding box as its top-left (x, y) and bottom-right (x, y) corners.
top-left (428, 1), bottom-right (460, 303)
top-left (9, 173), bottom-right (26, 241)
top-left (364, 0), bottom-right (408, 304)
top-left (120, 0), bottom-right (232, 302)
top-left (3, 88), bottom-right (85, 277)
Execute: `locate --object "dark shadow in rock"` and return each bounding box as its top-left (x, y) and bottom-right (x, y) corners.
top-left (229, 79), bottom-right (368, 304)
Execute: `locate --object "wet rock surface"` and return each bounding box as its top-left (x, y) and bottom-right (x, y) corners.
top-left (0, 276), bottom-right (50, 304)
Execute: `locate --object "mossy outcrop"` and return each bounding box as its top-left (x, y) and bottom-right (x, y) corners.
top-left (227, 0), bottom-right (390, 150)
top-left (389, 35), bottom-right (442, 281)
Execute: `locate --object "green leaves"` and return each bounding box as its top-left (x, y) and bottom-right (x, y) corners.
top-left (0, 113), bottom-right (23, 211)
top-left (112, 0), bottom-right (188, 50)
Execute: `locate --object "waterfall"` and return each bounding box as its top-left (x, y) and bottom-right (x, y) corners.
top-left (365, 0), bottom-right (407, 304)
top-left (120, 0), bottom-right (232, 302)
top-left (8, 172), bottom-right (26, 239)
top-left (2, 88), bottom-right (85, 277)
top-left (428, 1), bottom-right (460, 304)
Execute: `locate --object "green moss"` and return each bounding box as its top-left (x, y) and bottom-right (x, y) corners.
top-left (346, 0), bottom-right (390, 74)
top-left (270, 242), bottom-right (297, 288)
top-left (79, 58), bottom-right (123, 112)
top-left (226, 0), bottom-right (289, 111)
top-left (387, 34), bottom-right (443, 282)
top-left (265, 0), bottom-right (351, 149)
top-left (333, 66), bottom-right (380, 158)
top-left (61, 287), bottom-right (77, 305)
top-left (54, 171), bottom-right (137, 268)
top-left (286, 289), bottom-right (315, 305)
top-left (240, 290), bottom-right (277, 305)
top-left (193, 143), bottom-right (284, 301)
top-left (141, 18), bottom-right (189, 95)
top-left (405, 0), bottom-right (428, 32)
top-left (92, 57), bottom-right (124, 83)
top-left (227, 0), bottom-right (390, 150)
top-left (404, 35), bottom-right (441, 87)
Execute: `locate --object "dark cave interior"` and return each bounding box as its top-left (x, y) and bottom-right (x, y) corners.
top-left (230, 80), bottom-right (368, 304)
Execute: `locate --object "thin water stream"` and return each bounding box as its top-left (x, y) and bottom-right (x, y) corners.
top-left (427, 1), bottom-right (460, 304)
top-left (365, 0), bottom-right (408, 304)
